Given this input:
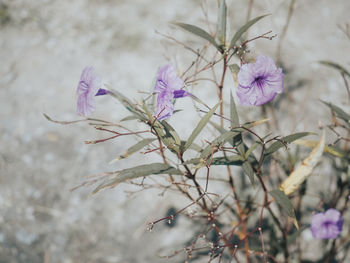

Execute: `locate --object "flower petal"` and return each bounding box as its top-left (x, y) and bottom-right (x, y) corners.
top-left (265, 68), bottom-right (284, 94)
top-left (324, 208), bottom-right (342, 223)
top-left (310, 209), bottom-right (343, 239)
top-left (173, 89), bottom-right (190, 98)
top-left (154, 63), bottom-right (185, 120)
top-left (76, 66), bottom-right (102, 117)
top-left (253, 55), bottom-right (277, 77)
top-left (236, 55), bottom-right (283, 106)
top-left (238, 63), bottom-right (255, 87)
top-left (77, 93), bottom-right (95, 117)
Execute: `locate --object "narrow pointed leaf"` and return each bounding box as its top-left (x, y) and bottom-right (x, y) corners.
top-left (200, 131), bottom-right (239, 160)
top-left (120, 115), bottom-right (140, 122)
top-left (321, 100), bottom-right (350, 124)
top-left (242, 161), bottom-right (255, 184)
top-left (209, 121), bottom-right (227, 134)
top-left (109, 138), bottom-right (156, 163)
top-left (173, 22), bottom-right (222, 52)
top-left (229, 14), bottom-right (269, 49)
top-left (319, 61), bottom-right (350, 78)
top-left (142, 103), bottom-right (180, 154)
top-left (108, 89), bottom-right (146, 120)
top-left (269, 189), bottom-right (298, 228)
top-left (161, 120), bottom-right (182, 147)
top-left (183, 103), bottom-right (219, 152)
top-left (265, 132), bottom-right (314, 155)
top-left (92, 163), bottom-right (183, 194)
top-left (245, 142), bottom-right (259, 159)
top-left (184, 155), bottom-right (244, 166)
top-left (188, 142), bottom-right (203, 153)
top-left (217, 0), bottom-right (227, 44)
top-left (230, 92), bottom-right (246, 155)
top-left (294, 139), bottom-right (345, 158)
top-left (230, 92), bottom-right (239, 127)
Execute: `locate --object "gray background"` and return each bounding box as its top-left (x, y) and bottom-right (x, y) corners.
top-left (1, 0), bottom-right (350, 262)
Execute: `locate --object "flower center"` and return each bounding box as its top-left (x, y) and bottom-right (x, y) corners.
top-left (323, 221), bottom-right (333, 228)
top-left (254, 76), bottom-right (266, 89)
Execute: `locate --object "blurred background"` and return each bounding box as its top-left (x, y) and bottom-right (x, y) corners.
top-left (1, 0), bottom-right (350, 262)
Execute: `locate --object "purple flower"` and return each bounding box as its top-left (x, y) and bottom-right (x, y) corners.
top-left (236, 55), bottom-right (283, 106)
top-left (154, 64), bottom-right (189, 120)
top-left (76, 66), bottom-right (108, 117)
top-left (310, 208), bottom-right (343, 239)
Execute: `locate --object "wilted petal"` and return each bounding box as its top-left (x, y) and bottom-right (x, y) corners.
top-left (76, 66), bottom-right (104, 117)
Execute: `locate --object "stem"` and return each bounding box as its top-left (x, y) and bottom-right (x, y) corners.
top-left (180, 156), bottom-right (208, 211)
top-left (155, 132), bottom-right (198, 205)
top-left (218, 54), bottom-right (228, 127)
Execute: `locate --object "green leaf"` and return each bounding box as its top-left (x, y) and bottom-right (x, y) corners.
top-left (142, 103), bottom-right (180, 154)
top-left (161, 120), bottom-right (182, 147)
top-left (108, 89), bottom-right (146, 120)
top-left (184, 155), bottom-right (244, 166)
top-left (242, 161), bottom-right (255, 184)
top-left (230, 92), bottom-right (240, 127)
top-left (109, 138), bottom-right (156, 163)
top-left (294, 139), bottom-right (346, 158)
top-left (173, 22), bottom-right (222, 52)
top-left (319, 61), bottom-right (350, 78)
top-left (209, 120), bottom-right (227, 134)
top-left (229, 64), bottom-right (240, 75)
top-left (183, 103), bottom-right (219, 152)
top-left (200, 131), bottom-right (240, 160)
top-left (265, 132), bottom-right (314, 155)
top-left (269, 189), bottom-right (296, 220)
top-left (229, 14), bottom-right (269, 49)
top-left (217, 0), bottom-right (227, 45)
top-left (92, 163), bottom-right (183, 194)
top-left (189, 94), bottom-right (211, 110)
top-left (188, 142), bottom-right (203, 153)
top-left (230, 91), bottom-right (246, 156)
top-left (245, 142), bottom-right (259, 159)
top-left (120, 115), bottom-right (140, 122)
top-left (229, 64), bottom-right (240, 85)
top-left (321, 100), bottom-right (350, 124)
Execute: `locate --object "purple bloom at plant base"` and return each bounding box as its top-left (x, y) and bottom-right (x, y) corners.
top-left (310, 208), bottom-right (343, 239)
top-left (77, 66), bottom-right (108, 117)
top-left (236, 55), bottom-right (283, 106)
top-left (154, 64), bottom-right (189, 120)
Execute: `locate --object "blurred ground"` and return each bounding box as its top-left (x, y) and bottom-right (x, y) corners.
top-left (1, 0), bottom-right (350, 262)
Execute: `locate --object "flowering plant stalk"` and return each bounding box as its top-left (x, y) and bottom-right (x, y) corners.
top-left (47, 1), bottom-right (350, 262)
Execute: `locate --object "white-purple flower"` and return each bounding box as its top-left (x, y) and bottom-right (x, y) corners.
top-left (154, 64), bottom-right (189, 120)
top-left (236, 55), bottom-right (283, 106)
top-left (76, 66), bottom-right (108, 117)
top-left (310, 208), bottom-right (343, 239)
